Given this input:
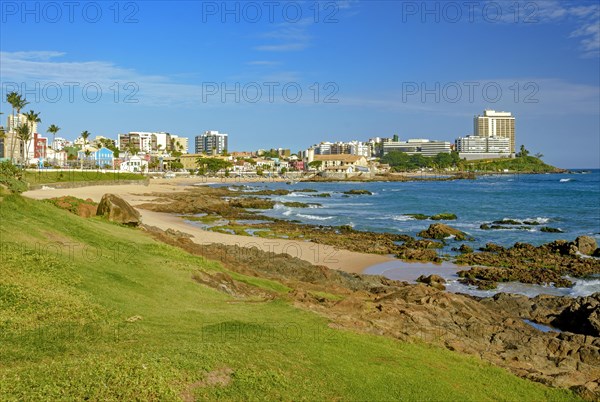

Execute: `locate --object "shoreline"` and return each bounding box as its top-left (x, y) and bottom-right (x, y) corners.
top-left (23, 178), bottom-right (392, 274)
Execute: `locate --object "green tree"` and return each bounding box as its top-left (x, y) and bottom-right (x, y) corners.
top-left (308, 160), bottom-right (322, 169)
top-left (517, 145), bottom-right (529, 158)
top-left (80, 131), bottom-right (90, 169)
top-left (195, 157), bottom-right (233, 175)
top-left (16, 124), bottom-right (31, 166)
top-left (6, 93), bottom-right (29, 162)
top-left (22, 110), bottom-right (41, 166)
top-left (46, 124), bottom-right (60, 149)
top-left (46, 124), bottom-right (60, 165)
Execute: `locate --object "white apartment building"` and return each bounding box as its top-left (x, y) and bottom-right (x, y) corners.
top-left (456, 135), bottom-right (512, 161)
top-left (474, 110), bottom-right (515, 154)
top-left (52, 137), bottom-right (70, 150)
top-left (349, 141), bottom-right (371, 158)
top-left (383, 139), bottom-right (451, 157)
top-left (195, 131), bottom-right (228, 154)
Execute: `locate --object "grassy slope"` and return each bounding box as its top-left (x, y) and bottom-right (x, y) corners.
top-left (24, 170), bottom-right (145, 186)
top-left (0, 193), bottom-right (579, 401)
top-left (459, 156), bottom-right (562, 173)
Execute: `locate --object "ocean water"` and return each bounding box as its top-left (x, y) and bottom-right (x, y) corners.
top-left (211, 170), bottom-right (600, 297)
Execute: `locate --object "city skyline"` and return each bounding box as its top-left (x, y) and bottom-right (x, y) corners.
top-left (1, 1), bottom-right (599, 167)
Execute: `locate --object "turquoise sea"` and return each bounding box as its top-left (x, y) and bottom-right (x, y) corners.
top-left (210, 170), bottom-right (600, 297)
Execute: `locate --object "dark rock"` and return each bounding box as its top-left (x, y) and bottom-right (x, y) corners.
top-left (479, 243), bottom-right (505, 253)
top-left (396, 247), bottom-right (441, 263)
top-left (552, 294), bottom-right (600, 337)
top-left (492, 219), bottom-right (522, 225)
top-left (418, 223), bottom-right (469, 241)
top-left (457, 244), bottom-right (473, 254)
top-left (407, 214), bottom-right (429, 220)
top-left (96, 193), bottom-right (141, 226)
top-left (417, 274), bottom-right (446, 290)
top-left (430, 213), bottom-right (457, 220)
top-left (540, 226), bottom-right (563, 233)
top-left (343, 189), bottom-right (372, 195)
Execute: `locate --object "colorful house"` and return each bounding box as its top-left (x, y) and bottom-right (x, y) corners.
top-left (94, 147), bottom-right (114, 168)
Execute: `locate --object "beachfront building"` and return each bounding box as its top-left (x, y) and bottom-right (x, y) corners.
top-left (382, 139), bottom-right (451, 157)
top-left (474, 110), bottom-right (515, 154)
top-left (94, 147), bottom-right (115, 168)
top-left (195, 131), bottom-right (228, 155)
top-left (313, 154), bottom-right (369, 173)
top-left (455, 135), bottom-right (512, 161)
top-left (52, 137), bottom-right (70, 150)
top-left (120, 155), bottom-right (148, 173)
top-left (46, 148), bottom-right (68, 166)
top-left (118, 132), bottom-right (157, 153)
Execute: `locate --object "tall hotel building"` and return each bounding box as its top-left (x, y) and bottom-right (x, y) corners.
top-left (195, 131), bottom-right (228, 155)
top-left (474, 110), bottom-right (515, 155)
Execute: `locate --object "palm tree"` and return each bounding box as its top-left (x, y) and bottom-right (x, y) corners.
top-left (6, 92), bottom-right (29, 162)
top-left (80, 130), bottom-right (90, 169)
top-left (46, 124), bottom-right (60, 165)
top-left (22, 110), bottom-right (41, 166)
top-left (47, 124), bottom-right (60, 150)
top-left (16, 124), bottom-right (31, 166)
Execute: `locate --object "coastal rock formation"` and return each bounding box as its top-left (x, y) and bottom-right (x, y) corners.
top-left (457, 239), bottom-right (600, 288)
top-left (96, 193), bottom-right (141, 226)
top-left (576, 236), bottom-right (598, 256)
top-left (45, 196), bottom-right (98, 218)
top-left (416, 274), bottom-right (446, 290)
top-left (481, 292), bottom-right (600, 337)
top-left (418, 223), bottom-right (469, 241)
top-left (343, 189), bottom-right (373, 195)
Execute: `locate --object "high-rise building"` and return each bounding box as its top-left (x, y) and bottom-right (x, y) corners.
top-left (170, 135), bottom-right (188, 154)
top-left (118, 132), bottom-right (157, 153)
top-left (7, 114), bottom-right (37, 134)
top-left (474, 110), bottom-right (515, 154)
top-left (195, 131), bottom-right (228, 155)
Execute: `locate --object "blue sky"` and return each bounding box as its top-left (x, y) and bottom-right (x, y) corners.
top-left (1, 0), bottom-right (599, 167)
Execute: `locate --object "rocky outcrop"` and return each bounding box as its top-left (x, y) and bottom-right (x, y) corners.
top-left (46, 196), bottom-right (98, 218)
top-left (553, 295), bottom-right (600, 336)
top-left (457, 240), bottom-right (600, 288)
top-left (418, 223), bottom-right (469, 241)
top-left (96, 193), bottom-right (141, 226)
top-left (481, 292), bottom-right (600, 337)
top-left (416, 274), bottom-right (446, 290)
top-left (343, 189), bottom-right (372, 195)
top-left (576, 236), bottom-right (598, 256)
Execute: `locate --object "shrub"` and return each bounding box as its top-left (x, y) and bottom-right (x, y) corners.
top-left (0, 161), bottom-right (28, 193)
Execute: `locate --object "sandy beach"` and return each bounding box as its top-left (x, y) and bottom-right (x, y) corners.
top-left (24, 177), bottom-right (393, 273)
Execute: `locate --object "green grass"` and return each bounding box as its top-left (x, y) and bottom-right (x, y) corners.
top-left (24, 170), bottom-right (146, 186)
top-left (460, 156), bottom-right (561, 173)
top-left (0, 195), bottom-right (581, 401)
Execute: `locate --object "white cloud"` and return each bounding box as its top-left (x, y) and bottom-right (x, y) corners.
top-left (493, 0), bottom-right (600, 57)
top-left (246, 60), bottom-right (281, 66)
top-left (255, 19), bottom-right (312, 52)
